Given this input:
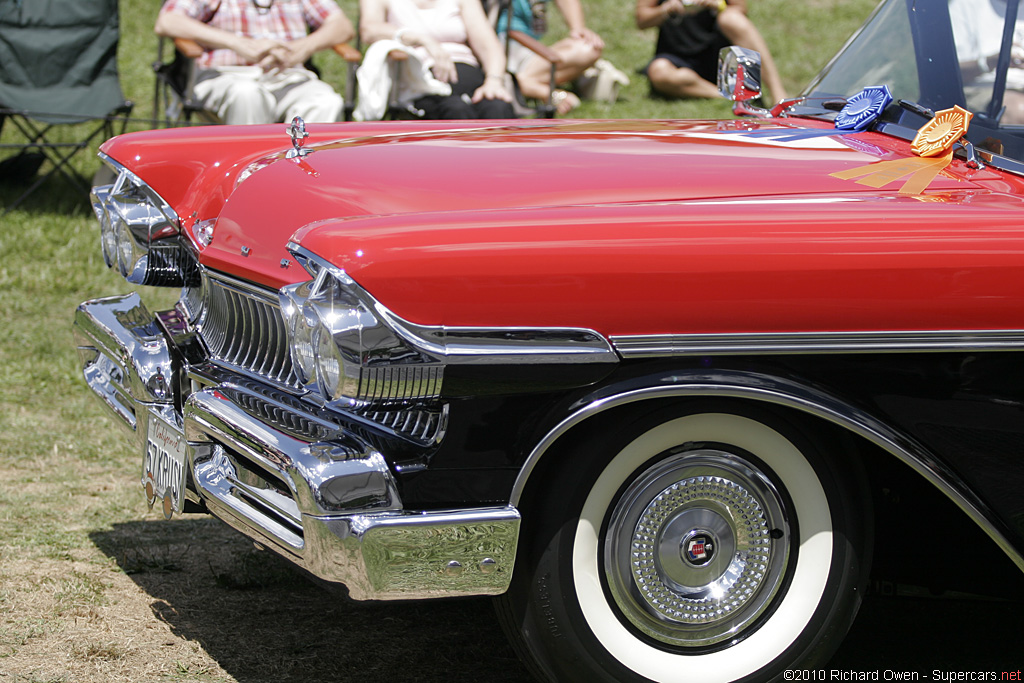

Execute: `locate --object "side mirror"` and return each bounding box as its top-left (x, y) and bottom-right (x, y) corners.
top-left (718, 46), bottom-right (769, 118)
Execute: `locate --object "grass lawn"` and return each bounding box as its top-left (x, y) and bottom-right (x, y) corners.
top-left (0, 1), bottom-right (885, 681)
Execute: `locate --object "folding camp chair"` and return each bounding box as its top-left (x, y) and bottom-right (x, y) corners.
top-left (0, 0), bottom-right (133, 212)
top-left (152, 37), bottom-right (215, 128)
top-left (152, 36), bottom-right (363, 128)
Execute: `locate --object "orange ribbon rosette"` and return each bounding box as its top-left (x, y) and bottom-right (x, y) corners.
top-left (911, 105), bottom-right (973, 157)
top-left (830, 105), bottom-right (973, 195)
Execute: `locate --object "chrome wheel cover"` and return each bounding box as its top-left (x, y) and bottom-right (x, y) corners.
top-left (604, 450), bottom-right (790, 647)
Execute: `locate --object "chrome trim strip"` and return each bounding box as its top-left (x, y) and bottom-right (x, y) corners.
top-left (510, 370), bottom-right (1024, 574)
top-left (611, 330), bottom-right (1024, 358)
top-left (288, 245), bottom-right (618, 365)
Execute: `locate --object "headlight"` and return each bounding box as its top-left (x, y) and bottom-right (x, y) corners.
top-left (279, 268), bottom-right (444, 406)
top-left (315, 325), bottom-right (343, 398)
top-left (90, 186), bottom-right (116, 268)
top-left (115, 215), bottom-right (135, 279)
top-left (287, 295), bottom-right (317, 384)
top-left (91, 156), bottom-right (192, 287)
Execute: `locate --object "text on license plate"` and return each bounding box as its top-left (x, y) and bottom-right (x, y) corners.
top-left (143, 412), bottom-right (186, 519)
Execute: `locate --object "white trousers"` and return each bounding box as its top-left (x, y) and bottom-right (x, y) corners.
top-left (193, 66), bottom-right (344, 125)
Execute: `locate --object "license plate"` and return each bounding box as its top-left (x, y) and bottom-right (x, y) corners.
top-left (143, 412), bottom-right (186, 519)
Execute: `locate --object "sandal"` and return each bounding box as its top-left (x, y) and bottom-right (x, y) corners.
top-left (551, 89), bottom-right (581, 116)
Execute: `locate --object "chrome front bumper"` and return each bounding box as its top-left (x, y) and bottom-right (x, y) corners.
top-left (73, 292), bottom-right (520, 601)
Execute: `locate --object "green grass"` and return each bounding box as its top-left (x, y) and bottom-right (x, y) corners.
top-left (0, 1), bottom-right (878, 681)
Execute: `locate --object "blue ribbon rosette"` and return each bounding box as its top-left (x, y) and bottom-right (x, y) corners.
top-left (834, 85), bottom-right (894, 132)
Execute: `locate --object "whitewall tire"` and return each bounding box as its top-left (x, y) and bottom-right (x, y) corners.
top-left (497, 402), bottom-right (870, 683)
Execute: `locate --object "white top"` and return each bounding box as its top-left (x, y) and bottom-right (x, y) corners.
top-left (386, 0), bottom-right (479, 67)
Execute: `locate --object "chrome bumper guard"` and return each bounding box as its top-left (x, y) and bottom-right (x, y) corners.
top-left (73, 292), bottom-right (174, 442)
top-left (73, 294), bottom-right (520, 601)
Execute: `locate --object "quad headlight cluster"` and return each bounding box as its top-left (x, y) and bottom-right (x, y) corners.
top-left (90, 159), bottom-right (192, 288)
top-left (279, 264), bottom-right (444, 406)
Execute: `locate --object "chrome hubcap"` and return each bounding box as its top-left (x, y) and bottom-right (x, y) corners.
top-left (604, 450), bottom-right (790, 647)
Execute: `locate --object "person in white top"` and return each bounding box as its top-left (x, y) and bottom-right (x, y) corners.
top-left (360, 0), bottom-right (515, 118)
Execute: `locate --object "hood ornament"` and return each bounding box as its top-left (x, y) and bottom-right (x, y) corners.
top-left (287, 116), bottom-right (312, 159)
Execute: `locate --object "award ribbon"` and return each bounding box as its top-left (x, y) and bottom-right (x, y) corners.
top-left (830, 105), bottom-right (972, 195)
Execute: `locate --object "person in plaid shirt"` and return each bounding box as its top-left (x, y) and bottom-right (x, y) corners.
top-left (155, 0), bottom-right (354, 124)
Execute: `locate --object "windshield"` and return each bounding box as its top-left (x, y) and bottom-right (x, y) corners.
top-left (802, 0), bottom-right (1024, 166)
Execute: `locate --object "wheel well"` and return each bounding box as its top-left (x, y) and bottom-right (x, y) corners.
top-left (515, 395), bottom-right (1023, 598)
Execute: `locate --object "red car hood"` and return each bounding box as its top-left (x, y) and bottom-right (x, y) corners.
top-left (102, 119), bottom-right (1024, 336)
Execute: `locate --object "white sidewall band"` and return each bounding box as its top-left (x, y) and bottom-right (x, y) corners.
top-left (572, 413), bottom-right (833, 683)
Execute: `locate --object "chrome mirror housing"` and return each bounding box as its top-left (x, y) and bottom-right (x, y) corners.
top-left (718, 46), bottom-right (770, 118)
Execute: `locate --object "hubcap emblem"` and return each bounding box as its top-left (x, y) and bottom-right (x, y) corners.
top-left (682, 530), bottom-right (715, 567)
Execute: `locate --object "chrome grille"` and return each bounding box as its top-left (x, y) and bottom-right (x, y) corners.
top-left (360, 405), bottom-right (448, 444)
top-left (192, 273), bottom-right (298, 388)
top-left (361, 365), bottom-right (444, 402)
top-left (184, 271), bottom-right (447, 445)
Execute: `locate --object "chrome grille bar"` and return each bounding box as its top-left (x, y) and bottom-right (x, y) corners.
top-left (194, 273), bottom-right (298, 388)
top-left (361, 405), bottom-right (446, 444)
top-left (361, 365), bottom-right (443, 402)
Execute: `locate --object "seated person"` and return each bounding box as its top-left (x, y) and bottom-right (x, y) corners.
top-left (360, 0), bottom-right (515, 119)
top-left (635, 0), bottom-right (786, 105)
top-left (949, 0), bottom-right (1024, 125)
top-left (154, 0), bottom-right (355, 125)
top-left (494, 0), bottom-right (605, 115)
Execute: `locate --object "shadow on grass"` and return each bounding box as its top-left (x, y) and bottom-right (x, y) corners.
top-left (91, 517), bottom-right (1024, 681)
top-left (0, 161), bottom-right (95, 216)
top-left (90, 517), bottom-right (533, 683)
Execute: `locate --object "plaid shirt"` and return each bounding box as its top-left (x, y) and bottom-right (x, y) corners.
top-left (160, 0), bottom-right (342, 69)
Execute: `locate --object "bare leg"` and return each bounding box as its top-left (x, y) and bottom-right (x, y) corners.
top-left (716, 7), bottom-right (787, 104)
top-left (646, 56), bottom-right (721, 99)
top-left (514, 36), bottom-right (601, 101)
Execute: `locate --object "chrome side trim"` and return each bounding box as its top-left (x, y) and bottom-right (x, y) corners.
top-left (612, 330), bottom-right (1024, 358)
top-left (511, 370), bottom-right (1024, 573)
top-left (288, 245), bottom-right (618, 366)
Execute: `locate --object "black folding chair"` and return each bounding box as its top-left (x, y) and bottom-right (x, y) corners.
top-left (152, 36), bottom-right (215, 128)
top-left (0, 0), bottom-right (133, 212)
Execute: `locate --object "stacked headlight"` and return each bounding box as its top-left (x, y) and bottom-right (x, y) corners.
top-left (279, 265), bottom-right (444, 407)
top-left (90, 158), bottom-right (186, 287)
top-left (91, 185), bottom-right (117, 268)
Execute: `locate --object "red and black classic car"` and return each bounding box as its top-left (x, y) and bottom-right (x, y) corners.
top-left (74, 0), bottom-right (1024, 680)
